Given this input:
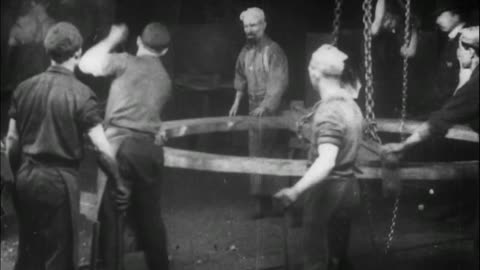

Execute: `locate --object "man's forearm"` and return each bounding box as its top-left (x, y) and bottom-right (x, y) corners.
top-left (372, 0), bottom-right (386, 35)
top-left (406, 30), bottom-right (419, 57)
top-left (88, 125), bottom-right (125, 189)
top-left (5, 136), bottom-right (19, 164)
top-left (403, 122), bottom-right (431, 150)
top-left (96, 151), bottom-right (124, 189)
top-left (5, 120), bottom-right (20, 170)
top-left (292, 156), bottom-right (335, 196)
top-left (233, 90), bottom-right (244, 104)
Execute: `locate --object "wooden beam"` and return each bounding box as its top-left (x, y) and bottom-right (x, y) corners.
top-left (160, 116), bottom-right (479, 143)
top-left (163, 147), bottom-right (479, 180)
top-left (159, 115), bottom-right (478, 180)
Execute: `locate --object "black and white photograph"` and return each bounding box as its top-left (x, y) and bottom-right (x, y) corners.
top-left (0, 0), bottom-right (479, 269)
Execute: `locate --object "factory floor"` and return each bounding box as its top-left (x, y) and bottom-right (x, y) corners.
top-left (1, 135), bottom-right (478, 270)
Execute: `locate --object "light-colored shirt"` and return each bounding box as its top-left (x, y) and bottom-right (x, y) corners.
top-left (234, 36), bottom-right (289, 113)
top-left (103, 53), bottom-right (172, 134)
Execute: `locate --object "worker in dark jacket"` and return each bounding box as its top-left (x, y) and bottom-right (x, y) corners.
top-left (383, 26), bottom-right (479, 270)
top-left (5, 22), bottom-right (117, 270)
top-left (433, 0), bottom-right (468, 109)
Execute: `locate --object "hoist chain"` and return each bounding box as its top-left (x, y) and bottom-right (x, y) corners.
top-left (399, 0), bottom-right (411, 141)
top-left (385, 0), bottom-right (411, 255)
top-left (362, 0), bottom-right (382, 144)
top-left (332, 0), bottom-right (343, 46)
top-left (385, 196), bottom-right (400, 254)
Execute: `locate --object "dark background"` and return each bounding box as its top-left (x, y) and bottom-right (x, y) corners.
top-left (1, 0), bottom-right (479, 136)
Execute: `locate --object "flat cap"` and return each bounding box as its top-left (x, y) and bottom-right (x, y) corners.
top-left (44, 22), bottom-right (83, 56)
top-left (141, 23), bottom-right (170, 53)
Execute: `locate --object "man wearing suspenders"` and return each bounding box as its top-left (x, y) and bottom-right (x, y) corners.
top-left (229, 7), bottom-right (289, 218)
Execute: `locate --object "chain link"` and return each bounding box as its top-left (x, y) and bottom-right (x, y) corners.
top-left (362, 0), bottom-right (382, 144)
top-left (384, 0), bottom-right (411, 255)
top-left (385, 196), bottom-right (400, 254)
top-left (361, 0), bottom-right (382, 260)
top-left (332, 0), bottom-right (343, 46)
top-left (399, 0), bottom-right (411, 141)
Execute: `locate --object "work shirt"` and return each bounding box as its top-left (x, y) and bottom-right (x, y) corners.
top-left (310, 97), bottom-right (364, 178)
top-left (428, 66), bottom-right (479, 136)
top-left (9, 66), bottom-right (102, 164)
top-left (103, 53), bottom-right (172, 134)
top-left (234, 36), bottom-right (288, 113)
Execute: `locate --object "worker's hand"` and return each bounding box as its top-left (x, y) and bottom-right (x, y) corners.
top-left (229, 102), bottom-right (240, 117)
top-left (155, 131), bottom-right (168, 146)
top-left (250, 107), bottom-right (267, 117)
top-left (113, 184), bottom-right (131, 212)
top-left (381, 143), bottom-right (406, 168)
top-left (274, 188), bottom-right (300, 208)
top-left (381, 143), bottom-right (406, 155)
top-left (400, 45), bottom-right (416, 59)
top-left (107, 24), bottom-right (128, 44)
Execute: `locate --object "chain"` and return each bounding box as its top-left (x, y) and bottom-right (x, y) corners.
top-left (332, 0), bottom-right (343, 46)
top-left (362, 0), bottom-right (382, 144)
top-left (384, 0), bottom-right (411, 255)
top-left (385, 196), bottom-right (400, 254)
top-left (399, 0), bottom-right (411, 141)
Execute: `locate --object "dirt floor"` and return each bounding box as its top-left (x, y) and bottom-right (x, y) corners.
top-left (1, 135), bottom-right (478, 270)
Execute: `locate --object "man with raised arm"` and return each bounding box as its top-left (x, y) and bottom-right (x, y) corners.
top-left (79, 22), bottom-right (172, 270)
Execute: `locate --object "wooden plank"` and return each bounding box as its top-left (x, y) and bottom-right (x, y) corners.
top-left (375, 119), bottom-right (479, 143)
top-left (159, 115), bottom-right (478, 180)
top-left (163, 147), bottom-right (479, 180)
top-left (160, 116), bottom-right (479, 143)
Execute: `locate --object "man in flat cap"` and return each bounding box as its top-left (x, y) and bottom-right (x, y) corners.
top-left (433, 0), bottom-right (469, 109)
top-left (229, 7), bottom-right (289, 218)
top-left (383, 25), bottom-right (479, 269)
top-left (79, 22), bottom-right (172, 270)
top-left (5, 22), bottom-right (117, 270)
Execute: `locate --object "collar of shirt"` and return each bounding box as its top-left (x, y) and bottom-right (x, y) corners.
top-left (47, 65), bottom-right (75, 76)
top-left (448, 23), bottom-right (466, 40)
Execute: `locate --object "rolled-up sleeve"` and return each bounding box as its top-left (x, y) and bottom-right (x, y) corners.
top-left (260, 44), bottom-right (289, 113)
top-left (77, 87), bottom-right (103, 131)
top-left (313, 111), bottom-right (346, 147)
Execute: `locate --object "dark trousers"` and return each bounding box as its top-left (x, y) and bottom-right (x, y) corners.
top-left (100, 135), bottom-right (169, 270)
top-left (303, 178), bottom-right (360, 270)
top-left (13, 162), bottom-right (74, 270)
